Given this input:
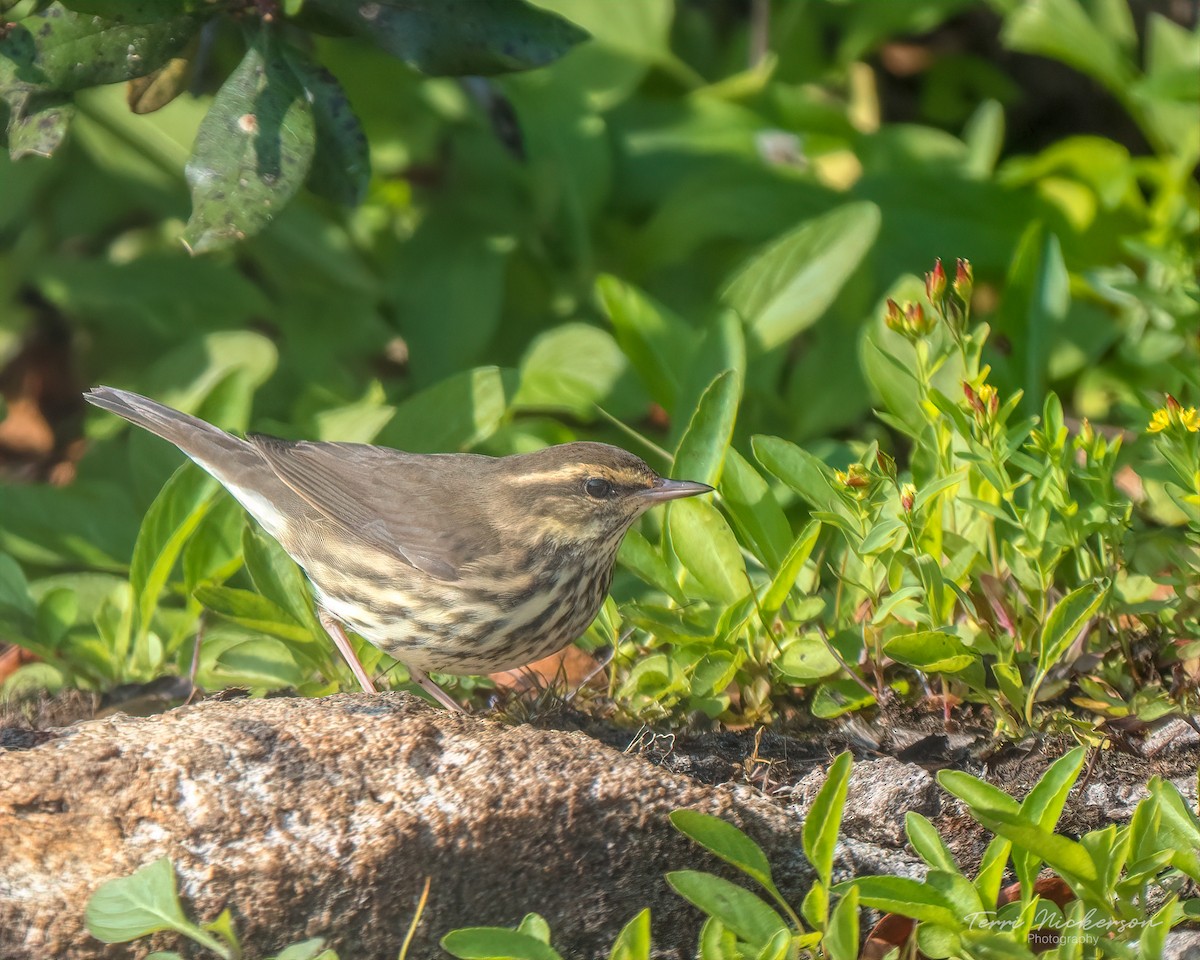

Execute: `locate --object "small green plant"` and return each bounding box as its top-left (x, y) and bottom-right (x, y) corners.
top-left (84, 856), bottom-right (431, 960)
top-left (841, 748), bottom-right (1200, 959)
top-left (441, 909), bottom-right (651, 960)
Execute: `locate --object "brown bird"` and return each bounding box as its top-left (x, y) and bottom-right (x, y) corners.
top-left (83, 386), bottom-right (712, 710)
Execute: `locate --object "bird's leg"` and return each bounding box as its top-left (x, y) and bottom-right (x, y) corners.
top-left (318, 609), bottom-right (378, 694)
top-left (405, 664), bottom-right (465, 713)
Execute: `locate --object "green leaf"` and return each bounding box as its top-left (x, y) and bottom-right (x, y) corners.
top-left (697, 917), bottom-right (738, 960)
top-left (810, 678), bottom-right (875, 718)
top-left (994, 223), bottom-right (1070, 412)
top-left (670, 811), bottom-right (776, 894)
top-left (1027, 581), bottom-right (1106, 720)
top-left (752, 436), bottom-right (846, 518)
top-left (308, 0), bottom-right (587, 75)
top-left (3, 3), bottom-right (198, 92)
top-left (718, 448), bottom-right (792, 571)
top-left (803, 751), bottom-right (851, 888)
top-left (6, 92), bottom-right (74, 159)
top-left (0, 552), bottom-right (35, 619)
top-left (1001, 0), bottom-right (1135, 95)
top-left (884, 631), bottom-right (977, 674)
top-left (273, 938), bottom-right (330, 960)
top-left (242, 526), bottom-right (318, 632)
top-left (673, 370), bottom-right (740, 488)
top-left (835, 875), bottom-right (962, 930)
top-left (617, 529), bottom-right (687, 604)
top-left (906, 813), bottom-right (960, 874)
top-left (753, 929), bottom-right (791, 960)
top-left (193, 586), bottom-right (313, 645)
top-left (760, 518), bottom-right (820, 616)
top-left (665, 871), bottom-right (788, 949)
top-left (280, 44), bottom-right (369, 206)
top-left (85, 858), bottom-right (222, 954)
top-left (375, 367), bottom-right (517, 453)
top-left (440, 927), bottom-right (564, 960)
top-left (183, 32), bottom-right (316, 253)
top-left (211, 635), bottom-right (306, 689)
top-left (825, 885), bottom-right (860, 960)
top-left (85, 858), bottom-right (186, 943)
top-left (130, 464), bottom-right (217, 652)
top-left (596, 274), bottom-right (693, 412)
top-left (667, 498), bottom-right (748, 604)
top-left (776, 634), bottom-right (839, 683)
top-left (608, 909), bottom-right (650, 960)
top-left (516, 914), bottom-right (552, 943)
top-left (515, 324), bottom-right (634, 419)
top-left (722, 202), bottom-right (881, 351)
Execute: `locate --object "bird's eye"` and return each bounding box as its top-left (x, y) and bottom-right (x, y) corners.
top-left (584, 477), bottom-right (613, 499)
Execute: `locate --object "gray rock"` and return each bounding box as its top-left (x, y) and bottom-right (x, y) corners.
top-left (0, 694), bottom-right (910, 960)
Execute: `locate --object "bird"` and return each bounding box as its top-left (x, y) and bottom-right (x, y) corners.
top-left (83, 386), bottom-right (713, 711)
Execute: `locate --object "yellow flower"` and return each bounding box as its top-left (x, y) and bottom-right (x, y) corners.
top-left (1148, 395), bottom-right (1199, 434)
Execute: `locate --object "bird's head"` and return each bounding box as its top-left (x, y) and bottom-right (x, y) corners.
top-left (497, 441), bottom-right (712, 548)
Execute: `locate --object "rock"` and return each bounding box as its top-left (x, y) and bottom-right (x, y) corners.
top-left (789, 756), bottom-right (940, 848)
top-left (0, 694), bottom-right (914, 960)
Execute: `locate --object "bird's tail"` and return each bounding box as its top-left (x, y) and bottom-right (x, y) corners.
top-left (83, 386), bottom-right (253, 468)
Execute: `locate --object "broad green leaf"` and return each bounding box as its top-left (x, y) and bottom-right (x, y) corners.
top-left (665, 871), bottom-right (787, 949)
top-left (6, 92), bottom-right (73, 159)
top-left (1, 662), bottom-right (65, 701)
top-left (834, 876), bottom-right (962, 930)
top-left (884, 631), bottom-right (977, 674)
top-left (670, 811), bottom-right (776, 892)
top-left (825, 885), bottom-right (860, 960)
top-left (193, 586), bottom-right (313, 645)
top-left (760, 519), bottom-right (821, 615)
top-left (515, 324), bottom-right (634, 419)
top-left (697, 917), bottom-right (738, 960)
top-left (718, 448), bottom-right (792, 571)
top-left (183, 33), bottom-right (316, 253)
top-left (273, 938), bottom-right (329, 960)
top-left (803, 751), bottom-right (851, 887)
top-left (675, 311), bottom-right (746, 447)
top-left (1002, 0), bottom-right (1135, 95)
top-left (596, 274), bottom-right (693, 412)
top-left (810, 678), bottom-right (875, 718)
top-left (309, 0), bottom-right (587, 75)
top-left (752, 436), bottom-right (847, 519)
top-left (776, 635), bottom-right (839, 683)
top-left (617, 529), bottom-right (687, 604)
top-left (0, 552), bottom-right (35, 618)
top-left (85, 858), bottom-right (221, 954)
top-left (211, 636), bottom-right (306, 689)
top-left (516, 914), bottom-right (552, 943)
top-left (608, 909), bottom-right (650, 960)
top-left (2, 3), bottom-right (198, 92)
top-left (673, 370), bottom-right (740, 488)
top-left (130, 464), bottom-right (217, 650)
top-left (441, 928), bottom-right (563, 960)
top-left (722, 202), bottom-right (881, 351)
top-left (667, 498), bottom-right (748, 604)
top-left (1027, 581), bottom-right (1107, 719)
top-left (243, 527), bottom-right (318, 632)
top-left (906, 813), bottom-right (960, 874)
top-left (281, 44), bottom-right (369, 206)
top-left (993, 223), bottom-right (1070, 412)
top-left (754, 928), bottom-right (791, 960)
top-left (375, 367), bottom-right (518, 453)
top-left (389, 215), bottom-right (514, 384)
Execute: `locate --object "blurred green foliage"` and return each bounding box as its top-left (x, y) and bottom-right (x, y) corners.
top-left (0, 0), bottom-right (1196, 728)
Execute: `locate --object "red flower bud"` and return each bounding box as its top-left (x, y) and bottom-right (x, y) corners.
top-left (925, 258), bottom-right (947, 305)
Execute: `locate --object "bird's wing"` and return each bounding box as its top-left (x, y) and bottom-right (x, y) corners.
top-left (248, 436), bottom-right (499, 581)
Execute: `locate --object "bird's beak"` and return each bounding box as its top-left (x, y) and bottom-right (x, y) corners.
top-left (637, 478), bottom-right (714, 504)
